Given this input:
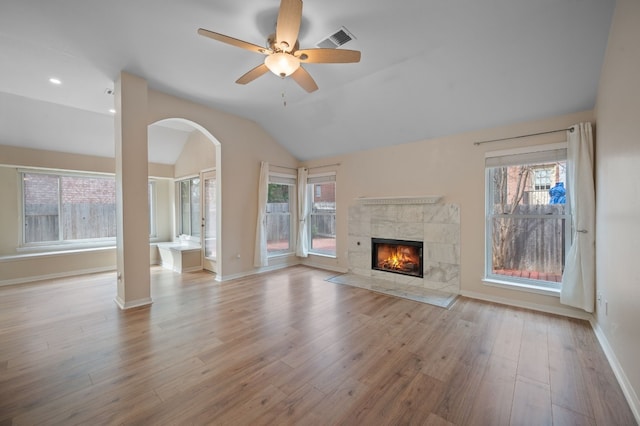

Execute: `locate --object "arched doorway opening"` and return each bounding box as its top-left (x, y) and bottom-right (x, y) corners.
top-left (148, 118), bottom-right (222, 278)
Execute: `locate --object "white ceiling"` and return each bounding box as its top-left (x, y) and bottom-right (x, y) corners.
top-left (0, 0), bottom-right (615, 163)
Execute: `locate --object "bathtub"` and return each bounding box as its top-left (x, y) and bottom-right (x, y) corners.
top-left (157, 240), bottom-right (202, 273)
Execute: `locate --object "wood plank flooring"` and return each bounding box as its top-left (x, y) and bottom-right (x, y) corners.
top-left (0, 266), bottom-right (636, 425)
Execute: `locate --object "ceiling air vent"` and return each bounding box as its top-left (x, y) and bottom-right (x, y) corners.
top-left (316, 26), bottom-right (356, 49)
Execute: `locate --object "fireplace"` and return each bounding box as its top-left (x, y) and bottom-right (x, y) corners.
top-left (371, 238), bottom-right (423, 278)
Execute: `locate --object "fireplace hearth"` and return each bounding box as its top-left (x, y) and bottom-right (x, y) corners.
top-left (371, 238), bottom-right (423, 278)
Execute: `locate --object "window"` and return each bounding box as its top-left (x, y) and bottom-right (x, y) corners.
top-left (533, 167), bottom-right (553, 190)
top-left (307, 173), bottom-right (336, 256)
top-left (203, 173), bottom-right (217, 260)
top-left (22, 170), bottom-right (158, 247)
top-left (485, 146), bottom-right (570, 290)
top-left (266, 174), bottom-right (295, 256)
top-left (177, 177), bottom-right (201, 237)
top-left (22, 172), bottom-right (116, 244)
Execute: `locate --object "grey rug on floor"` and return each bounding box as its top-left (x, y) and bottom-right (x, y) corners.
top-left (326, 273), bottom-right (458, 309)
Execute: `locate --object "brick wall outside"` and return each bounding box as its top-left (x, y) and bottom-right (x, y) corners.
top-left (24, 174), bottom-right (59, 213)
top-left (24, 173), bottom-right (116, 207)
top-left (313, 182), bottom-right (335, 203)
top-left (61, 176), bottom-right (116, 204)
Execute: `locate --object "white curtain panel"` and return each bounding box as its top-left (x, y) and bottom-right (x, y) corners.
top-left (296, 167), bottom-right (309, 257)
top-left (561, 123), bottom-right (596, 312)
top-left (253, 161), bottom-right (269, 267)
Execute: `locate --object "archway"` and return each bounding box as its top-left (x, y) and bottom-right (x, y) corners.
top-left (148, 118), bottom-right (223, 279)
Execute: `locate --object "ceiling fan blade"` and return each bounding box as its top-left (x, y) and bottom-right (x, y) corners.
top-left (291, 66), bottom-right (318, 93)
top-left (236, 63), bottom-right (270, 85)
top-left (275, 0), bottom-right (302, 52)
top-left (296, 48), bottom-right (361, 64)
top-left (198, 28), bottom-right (271, 55)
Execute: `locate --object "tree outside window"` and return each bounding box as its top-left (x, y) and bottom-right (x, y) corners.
top-left (486, 154), bottom-right (569, 289)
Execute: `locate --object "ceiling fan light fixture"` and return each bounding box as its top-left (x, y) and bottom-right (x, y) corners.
top-left (264, 52), bottom-right (300, 77)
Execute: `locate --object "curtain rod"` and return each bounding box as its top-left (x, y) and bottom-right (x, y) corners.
top-left (473, 127), bottom-right (574, 146)
top-left (271, 162), bottom-right (341, 171)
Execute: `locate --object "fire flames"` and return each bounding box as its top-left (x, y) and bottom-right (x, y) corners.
top-left (378, 246), bottom-right (418, 272)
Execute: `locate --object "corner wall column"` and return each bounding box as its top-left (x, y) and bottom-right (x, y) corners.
top-left (114, 72), bottom-right (151, 309)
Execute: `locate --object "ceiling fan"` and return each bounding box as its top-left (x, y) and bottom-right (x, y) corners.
top-left (198, 0), bottom-right (361, 93)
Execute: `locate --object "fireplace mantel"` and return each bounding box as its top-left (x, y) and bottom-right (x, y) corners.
top-left (356, 196), bottom-right (442, 205)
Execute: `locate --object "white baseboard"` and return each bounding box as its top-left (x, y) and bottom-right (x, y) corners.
top-left (0, 266), bottom-right (116, 287)
top-left (217, 262), bottom-right (296, 282)
top-left (460, 290), bottom-right (592, 320)
top-left (114, 296), bottom-right (153, 310)
top-left (590, 319), bottom-right (640, 424)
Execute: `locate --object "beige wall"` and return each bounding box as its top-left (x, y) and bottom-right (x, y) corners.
top-left (594, 0), bottom-right (640, 415)
top-left (174, 130), bottom-right (216, 179)
top-left (303, 110), bottom-right (594, 317)
top-left (0, 166), bottom-right (19, 255)
top-left (0, 249), bottom-right (117, 285)
top-left (0, 144), bottom-right (173, 178)
top-left (153, 178), bottom-right (174, 243)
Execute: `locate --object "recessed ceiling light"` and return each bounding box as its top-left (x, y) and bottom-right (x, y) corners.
top-left (49, 77), bottom-right (62, 85)
top-left (109, 109), bottom-right (116, 114)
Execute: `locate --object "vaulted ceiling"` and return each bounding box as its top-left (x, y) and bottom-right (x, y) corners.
top-left (0, 0), bottom-right (614, 164)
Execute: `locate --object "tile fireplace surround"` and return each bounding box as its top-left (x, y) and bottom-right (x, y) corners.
top-left (348, 196), bottom-right (461, 295)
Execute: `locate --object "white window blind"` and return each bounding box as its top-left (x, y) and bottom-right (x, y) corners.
top-left (485, 143), bottom-right (567, 168)
top-left (307, 173), bottom-right (336, 184)
top-left (269, 173), bottom-right (296, 185)
top-left (486, 148), bottom-right (567, 168)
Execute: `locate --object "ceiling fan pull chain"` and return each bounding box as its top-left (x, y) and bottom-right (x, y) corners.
top-left (281, 77), bottom-right (288, 107)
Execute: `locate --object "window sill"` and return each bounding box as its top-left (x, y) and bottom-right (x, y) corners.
top-left (11, 241), bottom-right (160, 260)
top-left (267, 252), bottom-right (295, 259)
top-left (17, 240), bottom-right (116, 254)
top-left (482, 278), bottom-right (560, 297)
top-left (308, 252), bottom-right (337, 259)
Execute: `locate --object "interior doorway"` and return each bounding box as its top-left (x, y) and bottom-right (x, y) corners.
top-left (148, 118), bottom-right (222, 278)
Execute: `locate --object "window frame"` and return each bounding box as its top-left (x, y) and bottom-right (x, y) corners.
top-left (533, 167), bottom-right (553, 191)
top-left (19, 168), bottom-right (159, 251)
top-left (20, 169), bottom-right (118, 249)
top-left (202, 170), bottom-right (217, 261)
top-left (483, 143), bottom-right (571, 293)
top-left (266, 173), bottom-right (296, 257)
top-left (306, 172), bottom-right (337, 257)
top-left (176, 176), bottom-right (201, 239)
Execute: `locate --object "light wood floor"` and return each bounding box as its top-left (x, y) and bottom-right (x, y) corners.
top-left (0, 266), bottom-right (635, 425)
